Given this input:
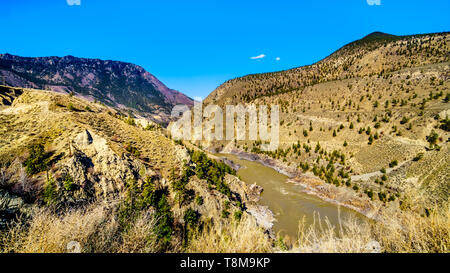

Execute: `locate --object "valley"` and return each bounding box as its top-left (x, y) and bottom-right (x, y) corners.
top-left (0, 31), bottom-right (449, 253)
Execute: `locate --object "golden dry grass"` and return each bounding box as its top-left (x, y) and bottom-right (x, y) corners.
top-left (0, 202), bottom-right (159, 253)
top-left (293, 205), bottom-right (450, 253)
top-left (187, 214), bottom-right (273, 253)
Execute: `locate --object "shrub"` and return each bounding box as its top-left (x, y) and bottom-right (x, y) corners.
top-left (233, 210), bottom-right (243, 221)
top-left (366, 190), bottom-right (374, 200)
top-left (125, 142), bottom-right (141, 158)
top-left (426, 131), bottom-right (439, 148)
top-left (413, 153), bottom-right (423, 161)
top-left (400, 116), bottom-right (409, 125)
top-left (299, 162), bottom-right (309, 172)
top-left (23, 144), bottom-right (48, 175)
top-left (63, 174), bottom-right (75, 191)
top-left (155, 194), bottom-right (174, 247)
top-left (43, 174), bottom-right (58, 205)
top-left (221, 209), bottom-right (230, 218)
top-left (378, 192), bottom-right (387, 202)
top-left (67, 103), bottom-right (76, 111)
top-left (389, 160), bottom-right (398, 168)
top-left (126, 117), bottom-right (136, 126)
top-left (195, 195), bottom-right (204, 206)
top-left (184, 208), bottom-right (200, 229)
top-left (189, 150), bottom-right (233, 197)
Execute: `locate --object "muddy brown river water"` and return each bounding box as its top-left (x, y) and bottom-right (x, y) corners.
top-left (218, 153), bottom-right (367, 239)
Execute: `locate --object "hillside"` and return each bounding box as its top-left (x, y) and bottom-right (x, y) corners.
top-left (0, 54), bottom-right (193, 124)
top-left (206, 32), bottom-right (449, 105)
top-left (201, 32), bottom-right (450, 217)
top-left (0, 85), bottom-right (271, 252)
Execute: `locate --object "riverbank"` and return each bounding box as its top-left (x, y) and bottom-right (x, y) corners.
top-left (215, 147), bottom-right (380, 221)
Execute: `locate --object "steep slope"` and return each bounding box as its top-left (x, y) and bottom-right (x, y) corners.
top-left (201, 32), bottom-right (450, 215)
top-left (0, 85), bottom-right (271, 251)
top-left (0, 54), bottom-right (193, 123)
top-left (205, 32), bottom-right (449, 105)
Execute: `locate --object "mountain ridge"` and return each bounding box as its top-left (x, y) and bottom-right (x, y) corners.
top-left (0, 53), bottom-right (193, 123)
top-left (205, 31), bottom-right (449, 105)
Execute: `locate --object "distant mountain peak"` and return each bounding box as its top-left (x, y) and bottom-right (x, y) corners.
top-left (363, 31), bottom-right (396, 39)
top-left (0, 54), bottom-right (193, 123)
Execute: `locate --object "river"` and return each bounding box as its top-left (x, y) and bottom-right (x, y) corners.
top-left (218, 153), bottom-right (366, 239)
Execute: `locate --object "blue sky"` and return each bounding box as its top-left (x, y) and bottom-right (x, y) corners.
top-left (1, 0), bottom-right (449, 98)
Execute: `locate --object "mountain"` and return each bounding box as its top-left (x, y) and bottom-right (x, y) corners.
top-left (0, 54), bottom-right (193, 123)
top-left (205, 32), bottom-right (449, 105)
top-left (202, 32), bottom-right (449, 219)
top-left (0, 31), bottom-right (448, 253)
top-left (0, 85), bottom-right (271, 252)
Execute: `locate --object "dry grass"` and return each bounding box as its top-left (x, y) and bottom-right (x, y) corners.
top-left (187, 214), bottom-right (273, 253)
top-left (118, 211), bottom-right (159, 253)
top-left (295, 214), bottom-right (374, 253)
top-left (371, 205), bottom-right (450, 253)
top-left (0, 202), bottom-right (159, 253)
top-left (293, 205), bottom-right (450, 253)
top-left (1, 201), bottom-right (448, 253)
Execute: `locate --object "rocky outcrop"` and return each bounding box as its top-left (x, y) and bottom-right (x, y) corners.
top-left (57, 130), bottom-right (156, 203)
top-left (0, 190), bottom-right (32, 229)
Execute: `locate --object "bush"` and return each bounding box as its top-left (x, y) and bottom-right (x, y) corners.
top-left (195, 195), bottom-right (204, 206)
top-left (400, 116), bottom-right (409, 125)
top-left (426, 131), bottom-right (439, 148)
top-left (63, 174), bottom-right (75, 191)
top-left (23, 144), bottom-right (48, 175)
top-left (155, 194), bottom-right (174, 247)
top-left (189, 150), bottom-right (233, 197)
top-left (126, 117), bottom-right (136, 126)
top-left (413, 153), bottom-right (424, 161)
top-left (233, 210), bottom-right (243, 221)
top-left (389, 160), bottom-right (398, 168)
top-left (119, 178), bottom-right (173, 249)
top-left (184, 208), bottom-right (200, 229)
top-left (125, 142), bottom-right (141, 158)
top-left (366, 190), bottom-right (374, 200)
top-left (221, 209), bottom-right (230, 218)
top-left (43, 174), bottom-right (58, 205)
top-left (67, 103), bottom-right (76, 111)
top-left (303, 129), bottom-right (308, 137)
top-left (378, 192), bottom-right (387, 202)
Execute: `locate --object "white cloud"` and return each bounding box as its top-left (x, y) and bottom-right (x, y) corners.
top-left (250, 54), bottom-right (266, 60)
top-left (67, 0), bottom-right (81, 6)
top-left (275, 57), bottom-right (281, 61)
top-left (366, 0), bottom-right (381, 6)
